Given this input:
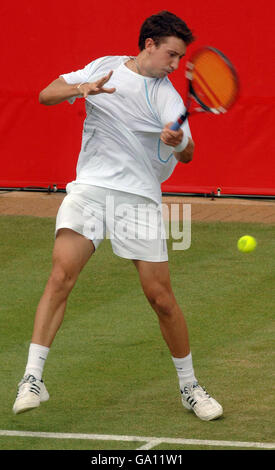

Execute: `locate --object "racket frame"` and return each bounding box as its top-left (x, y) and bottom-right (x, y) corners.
top-left (170, 46), bottom-right (239, 131)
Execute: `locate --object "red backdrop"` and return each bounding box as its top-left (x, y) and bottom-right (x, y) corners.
top-left (1, 0), bottom-right (274, 196)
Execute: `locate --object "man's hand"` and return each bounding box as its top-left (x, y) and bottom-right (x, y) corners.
top-left (39, 71), bottom-right (116, 106)
top-left (161, 122), bottom-right (194, 164)
top-left (77, 71), bottom-right (116, 98)
top-left (160, 122), bottom-right (183, 147)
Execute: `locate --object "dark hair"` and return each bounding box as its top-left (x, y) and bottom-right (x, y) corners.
top-left (138, 10), bottom-right (195, 51)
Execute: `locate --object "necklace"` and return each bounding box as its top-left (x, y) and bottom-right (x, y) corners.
top-left (129, 56), bottom-right (142, 75)
top-left (133, 57), bottom-right (142, 75)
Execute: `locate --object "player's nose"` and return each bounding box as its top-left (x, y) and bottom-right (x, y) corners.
top-left (170, 58), bottom-right (180, 71)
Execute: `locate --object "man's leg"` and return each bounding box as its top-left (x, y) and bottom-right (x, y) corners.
top-left (13, 228), bottom-right (94, 414)
top-left (32, 228), bottom-right (95, 347)
top-left (133, 260), bottom-right (190, 358)
top-left (133, 259), bottom-right (223, 421)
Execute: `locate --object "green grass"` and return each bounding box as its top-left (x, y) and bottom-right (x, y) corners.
top-left (0, 215), bottom-right (274, 450)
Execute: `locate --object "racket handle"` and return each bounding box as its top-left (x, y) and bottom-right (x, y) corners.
top-left (170, 121), bottom-right (181, 131)
top-left (170, 111), bottom-right (189, 131)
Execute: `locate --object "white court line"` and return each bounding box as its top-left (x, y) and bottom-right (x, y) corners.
top-left (0, 430), bottom-right (274, 449)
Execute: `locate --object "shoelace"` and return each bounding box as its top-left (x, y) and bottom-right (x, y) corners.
top-left (22, 374), bottom-right (37, 384)
top-left (183, 383), bottom-right (211, 404)
top-left (192, 386), bottom-right (211, 403)
top-left (16, 375), bottom-right (41, 398)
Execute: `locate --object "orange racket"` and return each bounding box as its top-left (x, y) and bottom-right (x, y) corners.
top-left (170, 46), bottom-right (239, 130)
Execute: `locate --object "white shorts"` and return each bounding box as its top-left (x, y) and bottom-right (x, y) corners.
top-left (56, 183), bottom-right (168, 262)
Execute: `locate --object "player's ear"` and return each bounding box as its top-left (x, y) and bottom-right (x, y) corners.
top-left (144, 38), bottom-right (156, 52)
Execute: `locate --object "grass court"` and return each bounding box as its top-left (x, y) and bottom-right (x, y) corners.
top-left (0, 215), bottom-right (274, 450)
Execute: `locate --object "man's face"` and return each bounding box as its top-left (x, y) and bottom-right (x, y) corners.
top-left (145, 36), bottom-right (187, 78)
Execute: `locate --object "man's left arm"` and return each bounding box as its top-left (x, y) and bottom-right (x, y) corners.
top-left (160, 123), bottom-right (195, 163)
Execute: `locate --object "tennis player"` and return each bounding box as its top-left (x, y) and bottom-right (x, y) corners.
top-left (13, 11), bottom-right (223, 421)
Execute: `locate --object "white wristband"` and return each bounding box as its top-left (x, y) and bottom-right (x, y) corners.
top-left (174, 133), bottom-right (189, 152)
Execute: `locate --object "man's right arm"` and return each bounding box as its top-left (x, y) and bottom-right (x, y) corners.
top-left (39, 77), bottom-right (82, 106)
top-left (39, 71), bottom-right (116, 106)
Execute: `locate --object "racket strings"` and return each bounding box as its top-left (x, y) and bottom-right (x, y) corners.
top-left (190, 49), bottom-right (238, 111)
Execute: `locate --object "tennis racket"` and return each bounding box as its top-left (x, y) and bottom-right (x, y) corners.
top-left (170, 46), bottom-right (239, 131)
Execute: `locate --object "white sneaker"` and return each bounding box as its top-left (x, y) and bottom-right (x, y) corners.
top-left (181, 381), bottom-right (223, 421)
top-left (13, 374), bottom-right (49, 414)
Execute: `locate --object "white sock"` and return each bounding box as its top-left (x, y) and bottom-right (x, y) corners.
top-left (172, 352), bottom-right (197, 390)
top-left (24, 343), bottom-right (50, 381)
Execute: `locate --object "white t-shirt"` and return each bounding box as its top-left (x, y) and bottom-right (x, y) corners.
top-left (61, 55), bottom-right (192, 204)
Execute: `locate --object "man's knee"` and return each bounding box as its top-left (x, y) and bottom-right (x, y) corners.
top-left (47, 264), bottom-right (78, 296)
top-left (145, 283), bottom-right (176, 317)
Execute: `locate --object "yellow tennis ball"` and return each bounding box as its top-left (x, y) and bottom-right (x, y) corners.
top-left (237, 235), bottom-right (257, 253)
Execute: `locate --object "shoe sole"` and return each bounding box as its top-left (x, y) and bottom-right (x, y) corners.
top-left (194, 407), bottom-right (223, 421)
top-left (13, 402), bottom-right (40, 415)
top-left (182, 399), bottom-right (223, 421)
top-left (13, 392), bottom-right (49, 415)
